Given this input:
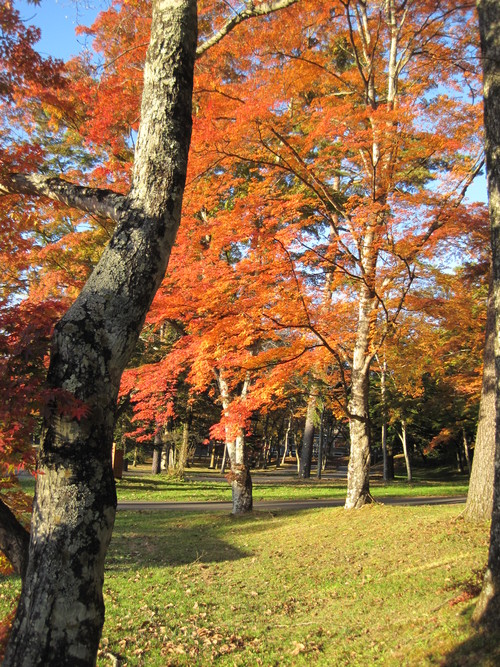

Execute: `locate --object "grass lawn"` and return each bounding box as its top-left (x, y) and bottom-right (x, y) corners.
top-left (18, 459), bottom-right (470, 504)
top-left (0, 504), bottom-right (496, 666)
top-left (113, 470), bottom-right (469, 503)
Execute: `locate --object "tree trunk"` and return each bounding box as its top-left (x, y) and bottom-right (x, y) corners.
top-left (281, 415), bottom-right (292, 465)
top-left (176, 421), bottom-right (190, 478)
top-left (317, 408), bottom-right (324, 479)
top-left (3, 1), bottom-right (197, 663)
top-left (345, 297), bottom-right (373, 509)
top-left (299, 386), bottom-right (317, 478)
top-left (463, 429), bottom-right (472, 476)
top-left (152, 432), bottom-right (162, 475)
top-left (464, 279), bottom-right (495, 521)
top-left (400, 420), bottom-right (412, 483)
top-left (227, 433), bottom-right (253, 514)
top-left (473, 0), bottom-right (500, 628)
top-left (380, 357), bottom-right (393, 482)
top-left (345, 275), bottom-right (377, 510)
top-left (220, 444), bottom-right (228, 473)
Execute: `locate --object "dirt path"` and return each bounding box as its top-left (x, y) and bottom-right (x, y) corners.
top-left (117, 495), bottom-right (465, 512)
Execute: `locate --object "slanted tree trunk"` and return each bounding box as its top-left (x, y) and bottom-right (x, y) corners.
top-left (399, 420), bottom-right (412, 483)
top-left (464, 279), bottom-right (495, 521)
top-left (3, 1), bottom-right (197, 663)
top-left (299, 385), bottom-right (318, 478)
top-left (473, 0), bottom-right (500, 628)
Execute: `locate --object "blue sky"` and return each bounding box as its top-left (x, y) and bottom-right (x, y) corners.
top-left (16, 0), bottom-right (105, 60)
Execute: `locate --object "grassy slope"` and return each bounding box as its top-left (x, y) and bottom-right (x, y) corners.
top-left (1, 504), bottom-right (496, 666)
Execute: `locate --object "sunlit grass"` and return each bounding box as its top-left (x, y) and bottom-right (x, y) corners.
top-left (114, 472), bottom-right (468, 503)
top-left (0, 505), bottom-right (495, 665)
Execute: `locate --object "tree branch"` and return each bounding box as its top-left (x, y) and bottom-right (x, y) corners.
top-left (0, 497), bottom-right (29, 581)
top-left (0, 173), bottom-right (126, 223)
top-left (196, 0), bottom-right (299, 57)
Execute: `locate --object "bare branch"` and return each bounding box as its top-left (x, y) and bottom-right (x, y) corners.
top-left (196, 0), bottom-right (299, 57)
top-left (0, 173), bottom-right (126, 223)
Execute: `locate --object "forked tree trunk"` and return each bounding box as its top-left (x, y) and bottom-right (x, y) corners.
top-left (473, 0), bottom-right (500, 628)
top-left (464, 279), bottom-right (495, 521)
top-left (3, 1), bottom-right (197, 663)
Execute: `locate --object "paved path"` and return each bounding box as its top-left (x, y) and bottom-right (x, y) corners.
top-left (117, 495), bottom-right (466, 512)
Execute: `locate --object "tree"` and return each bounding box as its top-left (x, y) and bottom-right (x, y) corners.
top-left (0, 0), bottom-right (303, 658)
top-left (0, 0), bottom-right (197, 662)
top-left (189, 0), bottom-right (483, 509)
top-left (473, 0), bottom-right (500, 628)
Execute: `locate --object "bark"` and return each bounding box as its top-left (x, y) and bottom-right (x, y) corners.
top-left (473, 0), bottom-right (500, 629)
top-left (0, 497), bottom-right (29, 580)
top-left (299, 386), bottom-right (318, 478)
top-left (3, 1), bottom-right (197, 664)
top-left (0, 174), bottom-right (124, 222)
top-left (464, 280), bottom-right (496, 521)
top-left (229, 435), bottom-right (253, 515)
top-left (345, 288), bottom-right (374, 509)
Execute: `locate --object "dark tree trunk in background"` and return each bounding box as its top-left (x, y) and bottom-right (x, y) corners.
top-left (3, 1), bottom-right (197, 663)
top-left (299, 385), bottom-right (317, 478)
top-left (473, 0), bottom-right (500, 629)
top-left (465, 279), bottom-right (496, 521)
top-left (152, 432), bottom-right (163, 475)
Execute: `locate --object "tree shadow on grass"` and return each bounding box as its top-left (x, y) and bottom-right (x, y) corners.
top-left (105, 512), bottom-right (250, 571)
top-left (105, 507), bottom-right (315, 572)
top-left (435, 606), bottom-right (500, 666)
